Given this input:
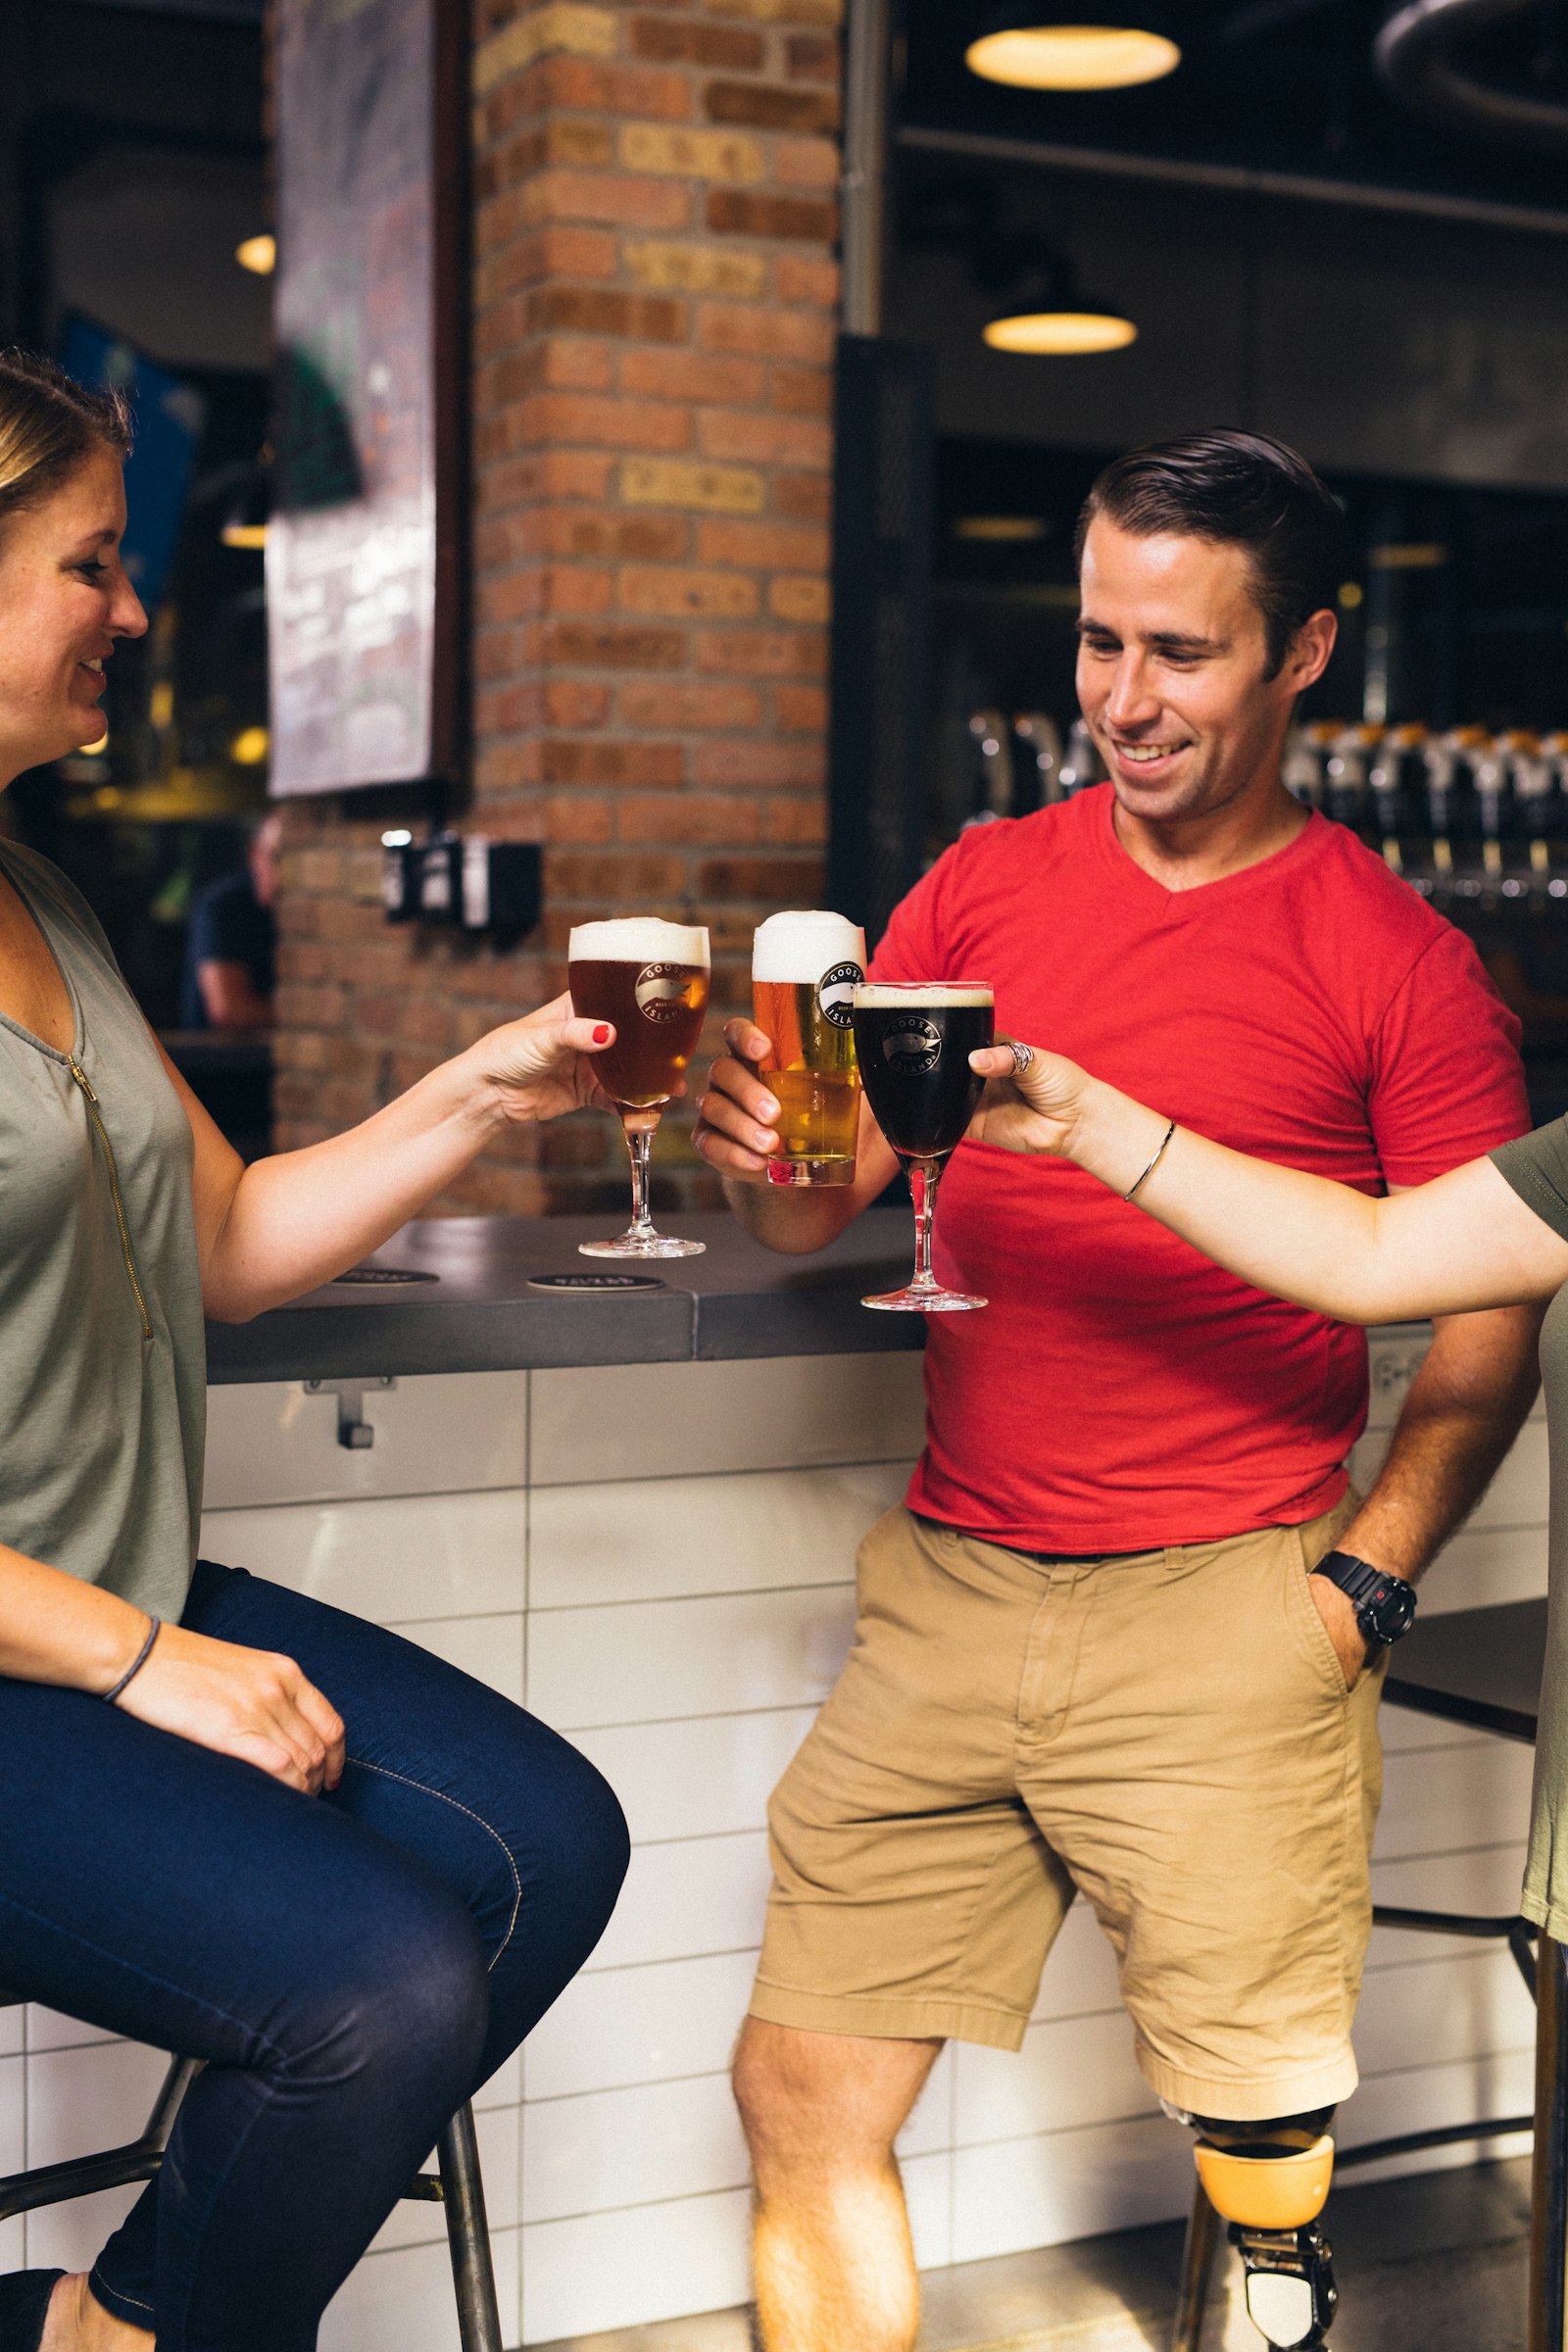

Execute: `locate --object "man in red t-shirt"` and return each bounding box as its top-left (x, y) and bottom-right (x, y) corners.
top-left (695, 432), bottom-right (1540, 2352)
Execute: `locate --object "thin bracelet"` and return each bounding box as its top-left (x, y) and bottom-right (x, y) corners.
top-left (1124, 1117), bottom-right (1177, 1202)
top-left (103, 1614), bottom-right (161, 1704)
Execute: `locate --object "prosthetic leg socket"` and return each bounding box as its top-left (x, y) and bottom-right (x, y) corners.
top-left (1193, 2126), bottom-right (1338, 2349)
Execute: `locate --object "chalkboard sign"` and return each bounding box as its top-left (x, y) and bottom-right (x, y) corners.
top-left (268, 0), bottom-right (464, 797)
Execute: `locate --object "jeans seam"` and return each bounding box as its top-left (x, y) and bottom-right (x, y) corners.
top-left (89, 2270), bottom-right (154, 2315)
top-left (344, 1756), bottom-right (522, 1973)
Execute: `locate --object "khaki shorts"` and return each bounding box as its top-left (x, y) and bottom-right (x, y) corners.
top-left (751, 1498), bottom-right (1386, 2120)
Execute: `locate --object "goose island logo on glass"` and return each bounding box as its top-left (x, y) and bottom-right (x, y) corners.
top-left (852, 982), bottom-right (994, 1314)
top-left (751, 910), bottom-right (867, 1188)
top-left (568, 917), bottom-right (710, 1259)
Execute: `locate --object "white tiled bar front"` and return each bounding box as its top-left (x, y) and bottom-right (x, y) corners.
top-left (5, 1329), bottom-right (1544, 2348)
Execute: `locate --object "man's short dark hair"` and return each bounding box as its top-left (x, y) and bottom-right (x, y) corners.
top-left (1074, 430), bottom-right (1346, 680)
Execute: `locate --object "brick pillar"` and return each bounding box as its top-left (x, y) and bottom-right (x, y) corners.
top-left (270, 0), bottom-right (841, 1217)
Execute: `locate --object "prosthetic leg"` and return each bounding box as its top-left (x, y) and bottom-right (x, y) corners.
top-left (1183, 2108), bottom-right (1339, 2349)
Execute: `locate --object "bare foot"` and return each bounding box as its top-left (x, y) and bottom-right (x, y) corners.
top-left (40, 2275), bottom-right (152, 2352)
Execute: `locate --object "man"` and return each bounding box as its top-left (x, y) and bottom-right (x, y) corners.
top-left (694, 431), bottom-right (1541, 2352)
top-left (179, 810), bottom-right (279, 1032)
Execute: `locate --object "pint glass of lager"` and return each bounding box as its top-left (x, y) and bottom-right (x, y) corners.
top-left (752, 910), bottom-right (866, 1187)
top-left (568, 918), bottom-right (710, 1257)
top-left (851, 982), bottom-right (994, 1311)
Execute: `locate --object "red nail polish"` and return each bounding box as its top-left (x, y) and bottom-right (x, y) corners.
top-left (593, 1023), bottom-right (612, 1044)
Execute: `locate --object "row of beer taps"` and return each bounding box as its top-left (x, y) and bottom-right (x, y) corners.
top-left (964, 710), bottom-right (1568, 908)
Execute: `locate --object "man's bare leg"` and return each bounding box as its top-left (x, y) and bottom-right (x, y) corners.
top-left (733, 2018), bottom-right (943, 2352)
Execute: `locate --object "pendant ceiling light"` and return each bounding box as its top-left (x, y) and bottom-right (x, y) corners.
top-left (983, 247), bottom-right (1137, 355)
top-left (965, 3), bottom-right (1180, 90)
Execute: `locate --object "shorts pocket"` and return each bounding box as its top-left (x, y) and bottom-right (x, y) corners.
top-left (1286, 1534), bottom-right (1350, 1701)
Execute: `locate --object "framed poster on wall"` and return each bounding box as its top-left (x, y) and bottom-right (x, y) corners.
top-left (268, 0), bottom-right (465, 797)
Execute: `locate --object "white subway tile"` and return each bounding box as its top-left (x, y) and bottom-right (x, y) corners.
top-left (199, 1490), bottom-right (525, 1624)
top-left (904, 2145), bottom-right (953, 2270)
top-left (1369, 1842), bottom-right (1530, 1964)
top-left (519, 2183), bottom-right (753, 2344)
top-left (206, 1374), bottom-right (525, 1510)
top-left (24, 2008), bottom-right (120, 2052)
top-left (1354, 1946), bottom-right (1536, 2079)
top-left (367, 2102), bottom-right (519, 2253)
top-left (24, 2182), bottom-right (143, 2277)
top-left (528, 1462), bottom-right (910, 1610)
top-left (1376, 1738), bottom-right (1534, 1861)
top-left (521, 2070), bottom-right (748, 2223)
top-left (898, 2042), bottom-right (956, 2160)
top-left (1414, 1523), bottom-right (1547, 1614)
top-left (476, 2050), bottom-right (520, 2114)
top-left (530, 1354), bottom-right (925, 1487)
top-left (523, 1951), bottom-right (758, 2103)
top-left (570, 1708), bottom-right (814, 1845)
top-left (320, 2224), bottom-right (519, 2352)
top-left (382, 1611), bottom-right (524, 1707)
top-left (0, 2051), bottom-right (21, 2172)
top-left (1378, 1705), bottom-right (1494, 1752)
top-left (955, 2009), bottom-right (1154, 2150)
top-left (585, 1832), bottom-right (771, 1974)
top-left (1338, 2044), bottom-right (1535, 2181)
top-left (25, 2037), bottom-right (172, 2166)
top-left (1031, 1899), bottom-right (1124, 2023)
top-left (526, 1586), bottom-right (856, 1732)
top-left (951, 2112), bottom-right (1193, 2266)
top-left (0, 2007), bottom-right (20, 2058)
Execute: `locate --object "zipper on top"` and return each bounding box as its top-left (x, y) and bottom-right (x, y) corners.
top-left (68, 1057), bottom-right (152, 1343)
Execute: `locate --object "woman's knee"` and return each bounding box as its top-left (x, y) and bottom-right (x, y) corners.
top-left (286, 1868), bottom-right (489, 2103)
top-left (529, 1739), bottom-right (630, 1952)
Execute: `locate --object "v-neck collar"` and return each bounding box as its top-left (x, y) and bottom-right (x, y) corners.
top-left (0, 844), bottom-right (85, 1065)
top-left (1090, 783), bottom-right (1329, 921)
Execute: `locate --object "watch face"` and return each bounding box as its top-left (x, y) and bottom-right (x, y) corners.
top-left (1366, 1581), bottom-right (1417, 1642)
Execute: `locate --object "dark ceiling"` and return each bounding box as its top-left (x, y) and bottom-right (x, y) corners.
top-left (902, 1), bottom-right (1568, 219)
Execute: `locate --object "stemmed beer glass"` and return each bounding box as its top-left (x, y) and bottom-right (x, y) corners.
top-left (568, 918), bottom-right (710, 1257)
top-left (851, 982), bottom-right (994, 1311)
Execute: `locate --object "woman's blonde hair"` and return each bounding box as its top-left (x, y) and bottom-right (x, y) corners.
top-left (0, 350), bottom-right (130, 539)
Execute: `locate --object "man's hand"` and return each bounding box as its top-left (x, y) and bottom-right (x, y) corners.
top-left (1307, 1572), bottom-right (1371, 1691)
top-left (117, 1623), bottom-right (347, 1794)
top-left (692, 1018), bottom-right (785, 1180)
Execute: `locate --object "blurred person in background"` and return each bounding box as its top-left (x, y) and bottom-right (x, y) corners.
top-left (178, 810), bottom-right (279, 1032)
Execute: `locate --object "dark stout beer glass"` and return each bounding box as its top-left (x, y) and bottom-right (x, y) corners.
top-left (752, 910), bottom-right (866, 1187)
top-left (851, 982), bottom-right (994, 1311)
top-left (568, 918), bottom-right (710, 1257)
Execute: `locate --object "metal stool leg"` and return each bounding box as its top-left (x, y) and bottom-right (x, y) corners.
top-left (1172, 2173), bottom-right (1222, 2352)
top-left (436, 2101), bottom-right (503, 2352)
top-left (1532, 1933), bottom-right (1568, 2352)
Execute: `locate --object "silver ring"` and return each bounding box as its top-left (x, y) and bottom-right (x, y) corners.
top-left (1006, 1040), bottom-right (1034, 1077)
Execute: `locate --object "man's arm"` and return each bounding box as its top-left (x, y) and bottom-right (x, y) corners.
top-left (694, 1016), bottom-right (899, 1255)
top-left (197, 958), bottom-right (273, 1031)
top-left (1314, 1298), bottom-right (1543, 1679)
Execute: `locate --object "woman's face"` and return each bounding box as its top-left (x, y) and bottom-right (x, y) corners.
top-left (0, 447), bottom-right (147, 783)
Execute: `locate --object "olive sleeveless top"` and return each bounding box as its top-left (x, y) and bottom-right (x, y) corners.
top-left (0, 842), bottom-right (205, 1620)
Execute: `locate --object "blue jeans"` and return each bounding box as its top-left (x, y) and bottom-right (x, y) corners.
top-left (0, 1561), bottom-right (629, 2349)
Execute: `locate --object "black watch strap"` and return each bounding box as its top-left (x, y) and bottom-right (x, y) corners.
top-left (1310, 1548), bottom-right (1418, 1646)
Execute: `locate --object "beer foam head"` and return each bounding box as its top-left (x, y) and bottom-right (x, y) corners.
top-left (853, 982), bottom-right (993, 1006)
top-left (752, 910), bottom-right (866, 983)
top-left (568, 918), bottom-right (710, 968)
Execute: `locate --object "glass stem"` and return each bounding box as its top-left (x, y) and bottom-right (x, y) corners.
top-left (908, 1156), bottom-right (941, 1292)
top-left (623, 1117), bottom-right (658, 1239)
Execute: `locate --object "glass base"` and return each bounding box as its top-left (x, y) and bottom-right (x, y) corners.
top-left (580, 1232), bottom-right (707, 1259)
top-left (862, 1284), bottom-right (987, 1313)
top-left (765, 1155), bottom-right (857, 1188)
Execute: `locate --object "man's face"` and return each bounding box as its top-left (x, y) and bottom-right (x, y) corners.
top-left (1075, 515), bottom-right (1331, 830)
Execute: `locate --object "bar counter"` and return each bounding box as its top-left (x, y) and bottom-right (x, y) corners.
top-left (9, 1225), bottom-right (1548, 2352)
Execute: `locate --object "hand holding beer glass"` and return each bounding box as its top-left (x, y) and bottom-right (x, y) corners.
top-left (751, 910), bottom-right (866, 1188)
top-left (567, 919), bottom-right (710, 1257)
top-left (851, 982), bottom-right (994, 1311)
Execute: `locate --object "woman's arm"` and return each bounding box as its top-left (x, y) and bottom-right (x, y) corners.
top-left (0, 1544), bottom-right (344, 1793)
top-left (967, 1046), bottom-right (1568, 1323)
top-left (161, 995), bottom-right (613, 1321)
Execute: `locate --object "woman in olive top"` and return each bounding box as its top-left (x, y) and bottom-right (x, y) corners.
top-left (0, 353), bottom-right (631, 2352)
top-left (966, 1029), bottom-right (1568, 1962)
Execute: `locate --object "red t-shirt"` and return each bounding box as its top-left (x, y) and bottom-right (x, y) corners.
top-left (867, 786), bottom-right (1530, 1550)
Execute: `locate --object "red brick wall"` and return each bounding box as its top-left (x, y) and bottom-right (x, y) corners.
top-left (271, 0), bottom-right (841, 1216)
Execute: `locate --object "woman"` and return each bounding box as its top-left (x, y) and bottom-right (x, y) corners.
top-left (0, 352), bottom-right (631, 2352)
top-left (964, 1022), bottom-right (1568, 1935)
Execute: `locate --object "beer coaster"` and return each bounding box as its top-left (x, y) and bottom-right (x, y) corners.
top-left (528, 1272), bottom-right (667, 1293)
top-left (332, 1267), bottom-right (439, 1286)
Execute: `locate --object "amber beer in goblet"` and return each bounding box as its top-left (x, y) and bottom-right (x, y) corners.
top-left (568, 918), bottom-right (710, 1257)
top-left (851, 982), bottom-right (994, 1311)
top-left (752, 910), bottom-right (866, 1187)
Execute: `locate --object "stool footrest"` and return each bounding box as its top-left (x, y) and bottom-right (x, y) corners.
top-left (405, 2171), bottom-right (445, 2203)
top-left (0, 2141), bottom-right (164, 2224)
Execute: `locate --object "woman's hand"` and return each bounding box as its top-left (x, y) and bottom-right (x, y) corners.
top-left (965, 1042), bottom-right (1097, 1158)
top-left (464, 992), bottom-right (620, 1128)
top-left (117, 1624), bottom-right (346, 1795)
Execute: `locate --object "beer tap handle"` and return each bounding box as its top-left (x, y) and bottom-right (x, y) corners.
top-left (1013, 713), bottom-right (1063, 810)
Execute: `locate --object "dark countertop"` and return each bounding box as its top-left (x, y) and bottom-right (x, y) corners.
top-left (204, 1210), bottom-right (927, 1384)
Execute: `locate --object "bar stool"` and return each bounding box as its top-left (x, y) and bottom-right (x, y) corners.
top-left (0, 1990), bottom-right (504, 2350)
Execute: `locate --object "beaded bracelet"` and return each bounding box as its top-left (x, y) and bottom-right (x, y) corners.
top-left (103, 1614), bottom-right (162, 1704)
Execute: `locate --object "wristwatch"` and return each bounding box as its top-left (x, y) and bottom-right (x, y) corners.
top-left (1309, 1549), bottom-right (1418, 1648)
